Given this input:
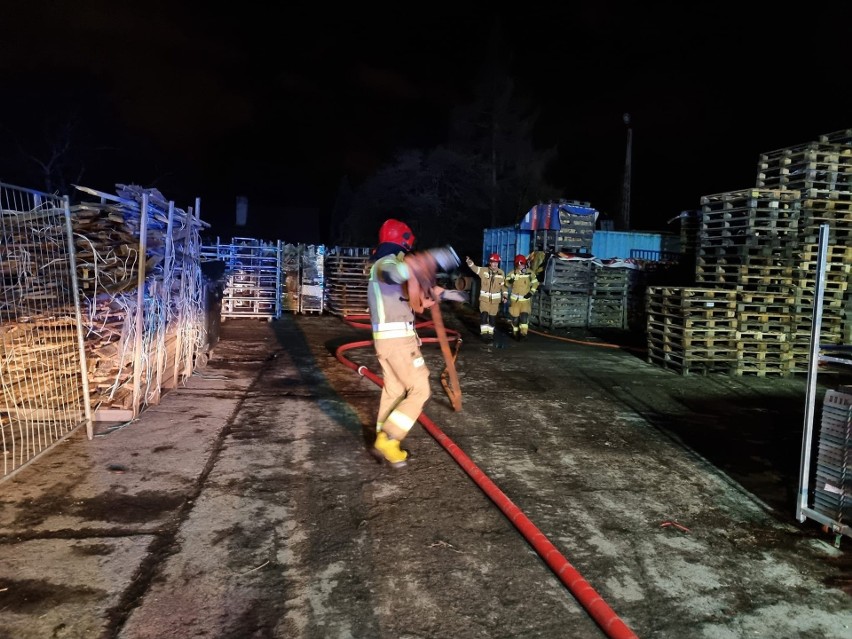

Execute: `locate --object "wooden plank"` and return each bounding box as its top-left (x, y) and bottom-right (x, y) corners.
top-left (93, 408), bottom-right (134, 422)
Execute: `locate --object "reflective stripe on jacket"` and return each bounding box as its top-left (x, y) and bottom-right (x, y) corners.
top-left (503, 269), bottom-right (538, 299)
top-left (368, 252), bottom-right (416, 340)
top-left (468, 263), bottom-right (505, 298)
top-left (372, 321), bottom-right (416, 340)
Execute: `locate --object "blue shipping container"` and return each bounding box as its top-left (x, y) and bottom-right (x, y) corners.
top-left (481, 226), bottom-right (531, 275)
top-left (591, 231), bottom-right (681, 260)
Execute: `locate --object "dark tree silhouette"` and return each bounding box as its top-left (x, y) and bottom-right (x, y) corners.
top-left (337, 67), bottom-right (563, 253)
top-left (19, 111), bottom-right (87, 196)
top-left (448, 17), bottom-right (562, 228)
top-left (336, 147), bottom-right (490, 259)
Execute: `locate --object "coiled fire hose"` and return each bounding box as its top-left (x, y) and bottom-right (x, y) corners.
top-left (336, 313), bottom-right (639, 639)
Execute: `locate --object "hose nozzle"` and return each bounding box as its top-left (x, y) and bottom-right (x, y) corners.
top-left (426, 245), bottom-right (461, 272)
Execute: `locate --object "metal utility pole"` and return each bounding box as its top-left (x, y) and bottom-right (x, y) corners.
top-left (621, 113), bottom-right (633, 230)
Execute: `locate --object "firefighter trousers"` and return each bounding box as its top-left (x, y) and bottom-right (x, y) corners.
top-left (374, 334), bottom-right (431, 441)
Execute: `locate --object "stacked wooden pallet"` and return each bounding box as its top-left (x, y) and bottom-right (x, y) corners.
top-left (757, 137), bottom-right (852, 194)
top-left (324, 248), bottom-right (371, 317)
top-left (531, 258), bottom-right (594, 328)
top-left (280, 244), bottom-right (301, 312)
top-left (588, 265), bottom-right (645, 329)
top-left (676, 210), bottom-right (701, 269)
top-left (646, 287), bottom-right (738, 375)
top-left (695, 189), bottom-right (802, 376)
top-left (299, 245), bottom-right (325, 314)
top-left (531, 209), bottom-right (595, 253)
top-left (698, 189), bottom-right (801, 249)
top-left (735, 286), bottom-right (795, 376)
top-left (788, 244), bottom-right (852, 369)
top-left (752, 130), bottom-right (852, 371)
top-left (664, 130), bottom-right (852, 378)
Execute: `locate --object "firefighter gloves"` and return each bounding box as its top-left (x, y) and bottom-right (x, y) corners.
top-left (406, 246), bottom-right (461, 280)
top-left (440, 289), bottom-right (468, 303)
top-left (425, 246), bottom-right (461, 272)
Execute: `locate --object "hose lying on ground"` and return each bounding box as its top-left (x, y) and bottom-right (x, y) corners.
top-left (334, 314), bottom-right (640, 639)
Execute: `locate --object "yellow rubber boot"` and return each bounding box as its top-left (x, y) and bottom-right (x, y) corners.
top-left (372, 431), bottom-right (408, 468)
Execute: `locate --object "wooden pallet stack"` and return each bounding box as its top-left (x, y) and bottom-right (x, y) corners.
top-left (588, 264), bottom-right (645, 329)
top-left (646, 287), bottom-right (738, 375)
top-left (651, 130), bottom-right (852, 378)
top-left (789, 243), bottom-right (852, 370)
top-left (697, 189), bottom-right (801, 251)
top-left (531, 257), bottom-right (594, 328)
top-left (755, 130), bottom-right (852, 372)
top-left (696, 189), bottom-right (801, 376)
top-left (530, 207), bottom-right (595, 254)
top-left (281, 244), bottom-right (301, 313)
top-left (757, 132), bottom-right (852, 194)
top-left (677, 210), bottom-right (701, 259)
top-left (299, 245), bottom-right (325, 314)
top-left (324, 247), bottom-right (371, 317)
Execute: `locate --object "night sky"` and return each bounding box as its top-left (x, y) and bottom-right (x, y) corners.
top-left (2, 2), bottom-right (850, 244)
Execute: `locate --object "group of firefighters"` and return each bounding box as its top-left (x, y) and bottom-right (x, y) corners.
top-left (465, 252), bottom-right (539, 341)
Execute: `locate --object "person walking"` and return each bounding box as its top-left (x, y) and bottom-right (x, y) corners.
top-left (503, 254), bottom-right (539, 340)
top-left (465, 252), bottom-right (505, 341)
top-left (367, 218), bottom-right (462, 468)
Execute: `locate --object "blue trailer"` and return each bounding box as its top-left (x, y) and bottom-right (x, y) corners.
top-left (481, 226), bottom-right (531, 275)
top-left (591, 231), bottom-right (681, 261)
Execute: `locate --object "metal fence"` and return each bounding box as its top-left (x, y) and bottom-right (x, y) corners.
top-left (0, 183), bottom-right (92, 479)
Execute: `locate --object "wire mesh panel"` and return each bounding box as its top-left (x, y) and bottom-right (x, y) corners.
top-left (206, 238), bottom-right (282, 320)
top-left (299, 244), bottom-right (325, 314)
top-left (0, 183), bottom-right (91, 478)
top-left (73, 186), bottom-right (207, 419)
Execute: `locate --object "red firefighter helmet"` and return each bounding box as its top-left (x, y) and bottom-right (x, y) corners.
top-left (378, 219), bottom-right (416, 251)
top-left (488, 252), bottom-right (501, 263)
top-left (514, 254), bottom-right (528, 268)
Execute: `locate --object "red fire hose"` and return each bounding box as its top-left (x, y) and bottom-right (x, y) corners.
top-left (335, 314), bottom-right (639, 639)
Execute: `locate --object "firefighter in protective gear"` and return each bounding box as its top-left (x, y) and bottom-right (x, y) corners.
top-left (502, 253), bottom-right (538, 340)
top-left (367, 218), bottom-right (462, 468)
top-left (465, 252), bottom-right (505, 341)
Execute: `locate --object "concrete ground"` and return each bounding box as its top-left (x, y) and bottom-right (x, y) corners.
top-left (0, 309), bottom-right (850, 639)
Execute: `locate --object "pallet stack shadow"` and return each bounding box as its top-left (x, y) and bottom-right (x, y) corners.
top-left (324, 247), bottom-right (371, 317)
top-left (652, 129), bottom-right (852, 376)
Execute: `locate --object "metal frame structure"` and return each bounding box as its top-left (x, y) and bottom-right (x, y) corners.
top-left (0, 183), bottom-right (92, 479)
top-left (298, 244), bottom-right (325, 314)
top-left (203, 238), bottom-right (283, 321)
top-left (796, 223), bottom-right (851, 545)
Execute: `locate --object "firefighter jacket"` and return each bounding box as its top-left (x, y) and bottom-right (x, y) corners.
top-left (466, 258), bottom-right (505, 305)
top-left (503, 268), bottom-right (539, 302)
top-left (368, 247), bottom-right (417, 341)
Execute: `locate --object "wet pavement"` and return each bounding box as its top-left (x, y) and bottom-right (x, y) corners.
top-left (0, 310), bottom-right (850, 639)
